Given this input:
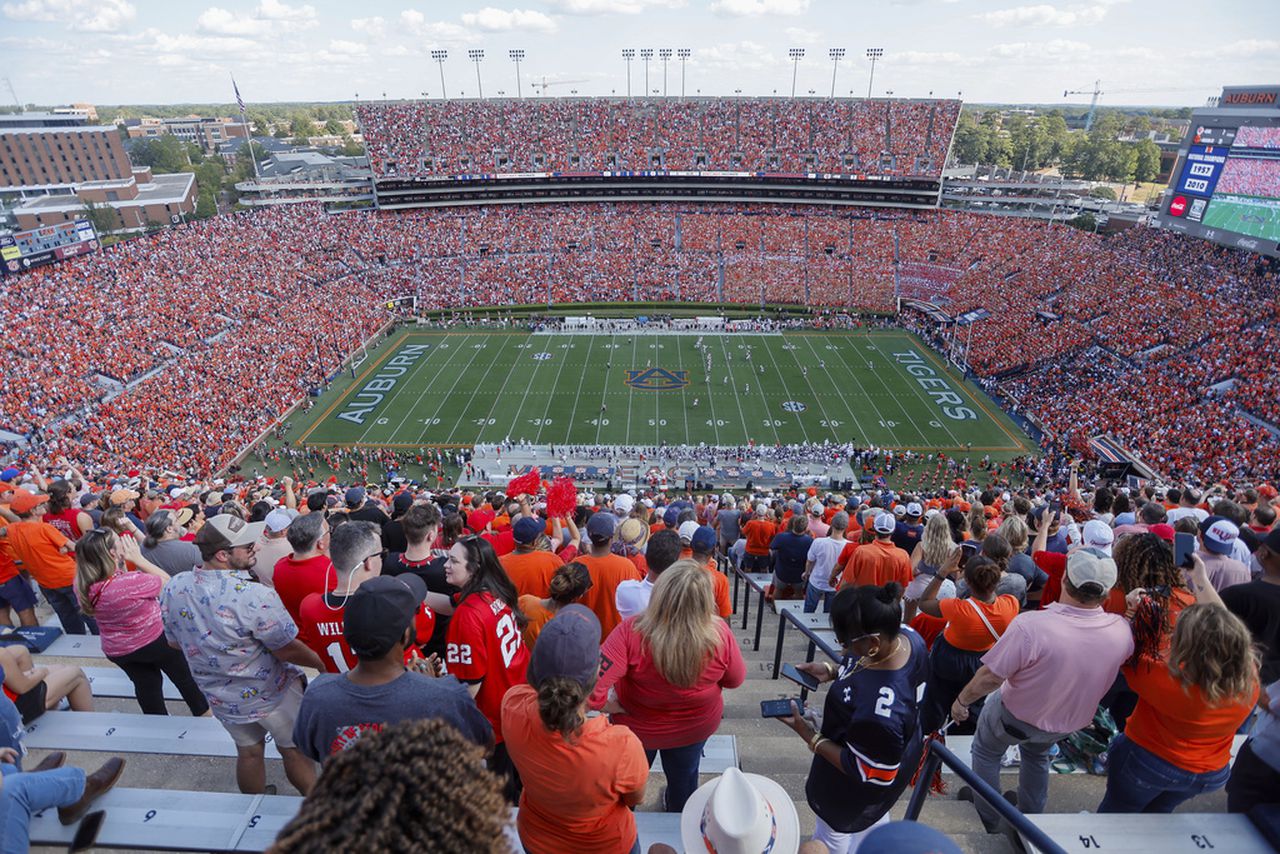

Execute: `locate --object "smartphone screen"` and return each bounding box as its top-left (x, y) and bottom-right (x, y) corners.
top-left (781, 663), bottom-right (820, 692)
top-left (1174, 532), bottom-right (1196, 569)
top-left (760, 698), bottom-right (800, 718)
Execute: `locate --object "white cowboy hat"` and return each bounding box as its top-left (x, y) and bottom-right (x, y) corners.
top-left (680, 767), bottom-right (801, 854)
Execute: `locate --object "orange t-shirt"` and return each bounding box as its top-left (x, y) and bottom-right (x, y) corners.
top-left (938, 594), bottom-right (1020, 652)
top-left (840, 539), bottom-right (912, 590)
top-left (7, 519), bottom-right (75, 588)
top-left (689, 555), bottom-right (732, 619)
top-left (1122, 658), bottom-right (1258, 773)
top-left (576, 552), bottom-right (644, 638)
top-left (501, 684), bottom-right (648, 854)
top-left (501, 550), bottom-right (563, 599)
top-left (518, 595), bottom-right (556, 649)
top-left (742, 519), bottom-right (777, 555)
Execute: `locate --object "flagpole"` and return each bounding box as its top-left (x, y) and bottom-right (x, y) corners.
top-left (232, 74), bottom-right (261, 185)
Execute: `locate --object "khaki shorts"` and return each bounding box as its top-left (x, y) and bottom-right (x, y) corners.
top-left (218, 676), bottom-right (304, 750)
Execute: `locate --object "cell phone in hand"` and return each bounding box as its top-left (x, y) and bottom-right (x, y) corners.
top-left (761, 698), bottom-right (802, 718)
top-left (959, 540), bottom-right (979, 569)
top-left (1174, 532), bottom-right (1196, 569)
top-left (781, 662), bottom-right (820, 692)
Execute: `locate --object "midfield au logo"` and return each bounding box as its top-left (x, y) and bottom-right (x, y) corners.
top-left (624, 367), bottom-right (690, 391)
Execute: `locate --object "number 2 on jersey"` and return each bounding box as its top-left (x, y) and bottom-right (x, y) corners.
top-left (496, 614), bottom-right (520, 667)
top-left (874, 687), bottom-right (895, 718)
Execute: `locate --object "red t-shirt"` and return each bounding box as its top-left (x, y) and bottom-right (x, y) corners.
top-left (445, 590), bottom-right (529, 743)
top-left (297, 590), bottom-right (436, 673)
top-left (43, 508), bottom-right (86, 541)
top-left (272, 554), bottom-right (336, 625)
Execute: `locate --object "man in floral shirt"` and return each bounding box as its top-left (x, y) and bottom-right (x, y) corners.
top-left (159, 515), bottom-right (324, 795)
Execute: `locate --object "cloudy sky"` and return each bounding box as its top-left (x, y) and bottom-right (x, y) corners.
top-left (2, 0), bottom-right (1276, 107)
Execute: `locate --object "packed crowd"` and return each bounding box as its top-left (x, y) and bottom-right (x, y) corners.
top-left (1233, 125), bottom-right (1280, 149)
top-left (2, 462), bottom-right (1278, 852)
top-left (355, 97), bottom-right (961, 180)
top-left (1213, 156), bottom-right (1280, 198)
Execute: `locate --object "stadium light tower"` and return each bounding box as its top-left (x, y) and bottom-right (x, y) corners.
top-left (659, 48), bottom-right (672, 96)
top-left (828, 47), bottom-right (845, 99)
top-left (468, 49), bottom-right (485, 99)
top-left (622, 49), bottom-right (635, 98)
top-left (508, 49), bottom-right (525, 98)
top-left (640, 49), bottom-right (653, 97)
top-left (865, 47), bottom-right (884, 99)
top-left (788, 48), bottom-right (805, 98)
top-left (678, 48), bottom-right (691, 100)
top-left (431, 49), bottom-right (449, 99)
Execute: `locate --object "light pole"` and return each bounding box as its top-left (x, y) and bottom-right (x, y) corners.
top-left (431, 49), bottom-right (448, 99)
top-left (659, 48), bottom-right (672, 96)
top-left (640, 49), bottom-right (653, 97)
top-left (622, 49), bottom-right (635, 98)
top-left (865, 47), bottom-right (884, 99)
top-left (828, 47), bottom-right (845, 98)
top-left (678, 48), bottom-right (691, 99)
top-left (468, 49), bottom-right (485, 99)
top-left (508, 49), bottom-right (525, 98)
top-left (788, 48), bottom-right (804, 98)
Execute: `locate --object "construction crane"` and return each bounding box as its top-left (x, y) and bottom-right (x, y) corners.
top-left (1064, 79), bottom-right (1104, 132)
top-left (529, 77), bottom-right (590, 96)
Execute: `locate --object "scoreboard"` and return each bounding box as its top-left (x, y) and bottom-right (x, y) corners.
top-left (1158, 85), bottom-right (1280, 259)
top-left (0, 219), bottom-right (99, 276)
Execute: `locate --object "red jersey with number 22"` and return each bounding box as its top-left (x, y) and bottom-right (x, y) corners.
top-left (446, 591), bottom-right (529, 743)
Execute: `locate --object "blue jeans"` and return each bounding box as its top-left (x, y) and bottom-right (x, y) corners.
top-left (0, 764), bottom-right (86, 854)
top-left (1098, 734), bottom-right (1230, 813)
top-left (803, 582), bottom-right (834, 613)
top-left (645, 739), bottom-right (707, 812)
top-left (40, 586), bottom-right (97, 636)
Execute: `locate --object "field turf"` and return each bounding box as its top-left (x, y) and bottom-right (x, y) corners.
top-left (287, 329), bottom-right (1031, 454)
top-left (1202, 194), bottom-right (1280, 243)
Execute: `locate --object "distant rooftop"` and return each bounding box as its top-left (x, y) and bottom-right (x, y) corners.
top-left (0, 112), bottom-right (91, 129)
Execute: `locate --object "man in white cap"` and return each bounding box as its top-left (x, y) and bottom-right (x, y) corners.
top-left (891, 502), bottom-right (925, 553)
top-left (951, 549), bottom-right (1133, 832)
top-left (1196, 516), bottom-right (1250, 591)
top-left (255, 507), bottom-right (297, 587)
top-left (1081, 519), bottom-right (1114, 556)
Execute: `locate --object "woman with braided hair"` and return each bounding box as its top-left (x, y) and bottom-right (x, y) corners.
top-left (1113, 533), bottom-right (1197, 663)
top-left (270, 718), bottom-right (512, 854)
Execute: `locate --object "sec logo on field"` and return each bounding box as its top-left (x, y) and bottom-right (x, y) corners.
top-left (1169, 195), bottom-right (1188, 217)
top-left (533, 352), bottom-right (552, 360)
top-left (625, 367), bottom-right (689, 391)
top-left (782, 401), bottom-right (807, 412)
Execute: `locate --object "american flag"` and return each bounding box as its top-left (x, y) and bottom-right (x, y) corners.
top-left (233, 77), bottom-right (246, 115)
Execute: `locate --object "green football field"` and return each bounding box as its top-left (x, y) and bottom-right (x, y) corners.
top-left (1202, 194), bottom-right (1280, 242)
top-left (288, 329), bottom-right (1031, 453)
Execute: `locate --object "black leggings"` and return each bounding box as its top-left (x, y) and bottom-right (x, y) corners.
top-left (109, 635), bottom-right (209, 716)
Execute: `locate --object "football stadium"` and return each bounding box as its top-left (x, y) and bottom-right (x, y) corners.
top-left (2, 9), bottom-right (1280, 854)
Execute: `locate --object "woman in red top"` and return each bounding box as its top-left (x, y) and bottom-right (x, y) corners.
top-left (444, 535), bottom-right (530, 801)
top-left (1099, 603), bottom-right (1258, 812)
top-left (42, 481), bottom-right (92, 542)
top-left (589, 560), bottom-right (745, 812)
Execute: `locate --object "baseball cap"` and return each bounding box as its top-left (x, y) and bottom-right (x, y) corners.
top-left (9, 491), bottom-right (49, 515)
top-left (393, 492), bottom-right (414, 513)
top-left (690, 525), bottom-right (716, 554)
top-left (0, 467), bottom-right (18, 482)
top-left (721, 493), bottom-right (734, 505)
top-left (513, 516), bottom-right (545, 545)
top-left (1149, 523), bottom-right (1176, 543)
top-left (344, 574), bottom-right (429, 659)
top-left (1260, 527), bottom-right (1280, 553)
top-left (618, 517), bottom-right (650, 549)
top-left (1082, 520), bottom-right (1115, 556)
top-left (110, 488), bottom-right (140, 505)
top-left (264, 508), bottom-right (294, 533)
top-left (809, 503), bottom-right (823, 516)
top-left (678, 520), bottom-right (700, 543)
top-left (195, 514), bottom-right (266, 552)
top-left (586, 511), bottom-right (617, 541)
top-left (905, 502), bottom-right (923, 518)
top-left (526, 605), bottom-right (601, 689)
top-left (613, 494), bottom-right (635, 516)
top-left (1199, 516), bottom-right (1239, 556)
top-left (873, 513), bottom-right (896, 535)
top-left (663, 506), bottom-right (681, 528)
top-left (344, 486), bottom-right (366, 506)
top-left (78, 492), bottom-right (100, 508)
top-left (1066, 548), bottom-right (1118, 593)
top-left (893, 505), bottom-right (907, 517)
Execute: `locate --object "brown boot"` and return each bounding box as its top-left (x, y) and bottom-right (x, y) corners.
top-left (30, 751), bottom-right (66, 772)
top-left (58, 757), bottom-right (126, 825)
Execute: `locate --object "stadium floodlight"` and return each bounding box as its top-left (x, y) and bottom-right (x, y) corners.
top-left (468, 49), bottom-right (485, 99)
top-left (677, 48), bottom-right (692, 100)
top-left (828, 47), bottom-right (846, 99)
top-left (622, 48), bottom-right (636, 98)
top-left (788, 48), bottom-right (805, 98)
top-left (508, 49), bottom-right (525, 99)
top-left (431, 49), bottom-right (449, 99)
top-left (866, 47), bottom-right (884, 99)
top-left (659, 48), bottom-right (672, 97)
top-left (640, 48), bottom-right (653, 97)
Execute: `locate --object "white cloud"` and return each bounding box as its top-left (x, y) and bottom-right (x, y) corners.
top-left (988, 39), bottom-right (1091, 59)
top-left (197, 7), bottom-right (258, 36)
top-left (3, 0), bottom-right (136, 32)
top-left (255, 0), bottom-right (315, 24)
top-left (399, 10), bottom-right (479, 43)
top-left (327, 38), bottom-right (367, 55)
top-left (895, 50), bottom-right (976, 65)
top-left (547, 0), bottom-right (683, 12)
top-left (696, 40), bottom-right (785, 71)
top-left (711, 0), bottom-right (809, 16)
top-left (196, 0), bottom-right (315, 37)
top-left (977, 4), bottom-right (1108, 27)
top-left (350, 15), bottom-right (385, 37)
top-left (460, 7), bottom-right (558, 33)
top-left (783, 26), bottom-right (820, 44)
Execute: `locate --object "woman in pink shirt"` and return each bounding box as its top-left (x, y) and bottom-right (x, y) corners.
top-left (590, 560), bottom-right (745, 812)
top-left (74, 528), bottom-right (208, 716)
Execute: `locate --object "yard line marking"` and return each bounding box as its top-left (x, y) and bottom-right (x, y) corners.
top-left (762, 337), bottom-right (811, 443)
top-left (873, 332), bottom-right (962, 447)
top-left (676, 336), bottom-right (692, 446)
top-left (798, 334), bottom-right (882, 443)
top-left (411, 334), bottom-right (490, 444)
top-left (545, 334), bottom-right (591, 445)
top-left (298, 331), bottom-right (410, 444)
top-left (594, 335), bottom-right (614, 444)
top-left (382, 334), bottom-right (471, 444)
top-left (422, 335), bottom-right (495, 444)
top-left (624, 336), bottom-right (638, 446)
top-left (716, 335), bottom-right (764, 445)
top-left (469, 343), bottom-right (525, 445)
